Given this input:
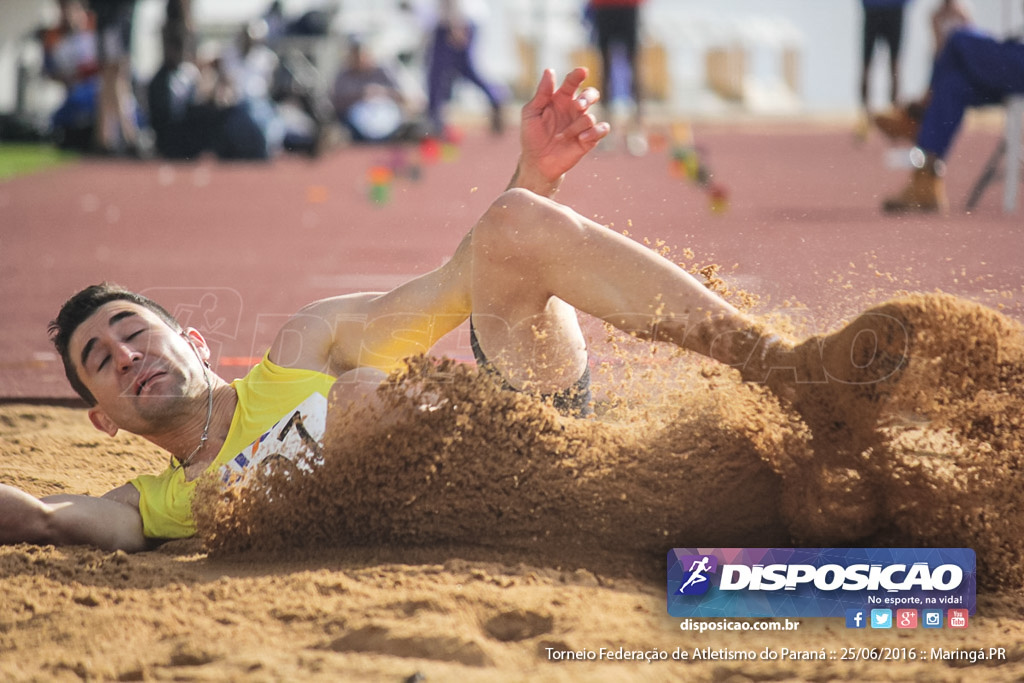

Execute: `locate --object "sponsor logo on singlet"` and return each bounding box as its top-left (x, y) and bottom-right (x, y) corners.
top-left (221, 393), bottom-right (327, 482)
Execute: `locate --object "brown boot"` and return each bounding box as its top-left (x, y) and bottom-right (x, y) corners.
top-left (882, 153), bottom-right (948, 214)
top-left (873, 105), bottom-right (922, 142)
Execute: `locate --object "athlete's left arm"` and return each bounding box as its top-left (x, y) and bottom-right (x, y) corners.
top-left (268, 232), bottom-right (473, 375)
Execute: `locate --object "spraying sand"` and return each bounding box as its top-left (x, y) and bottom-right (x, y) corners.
top-left (3, 292), bottom-right (1024, 680)
top-left (195, 293), bottom-right (1024, 591)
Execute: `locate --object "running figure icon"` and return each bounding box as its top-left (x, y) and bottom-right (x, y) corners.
top-left (679, 556), bottom-right (713, 593)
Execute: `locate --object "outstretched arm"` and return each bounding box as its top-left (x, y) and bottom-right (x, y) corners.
top-left (1, 482), bottom-right (146, 552)
top-left (510, 67), bottom-right (610, 196)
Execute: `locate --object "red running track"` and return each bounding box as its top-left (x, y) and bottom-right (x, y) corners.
top-left (1, 122), bottom-right (1021, 400)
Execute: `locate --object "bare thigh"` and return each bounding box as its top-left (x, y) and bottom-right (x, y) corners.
top-left (469, 209), bottom-right (588, 394)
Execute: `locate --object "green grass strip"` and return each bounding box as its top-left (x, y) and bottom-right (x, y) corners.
top-left (0, 144), bottom-right (78, 181)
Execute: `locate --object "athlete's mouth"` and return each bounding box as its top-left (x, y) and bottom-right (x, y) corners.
top-left (135, 370), bottom-right (166, 396)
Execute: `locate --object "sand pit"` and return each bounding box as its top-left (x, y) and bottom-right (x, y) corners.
top-left (3, 293), bottom-right (1024, 680)
top-left (773, 293), bottom-right (1024, 589)
top-left (195, 293), bottom-right (1024, 586)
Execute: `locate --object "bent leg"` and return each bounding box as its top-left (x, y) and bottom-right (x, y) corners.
top-left (469, 189), bottom-right (781, 389)
top-left (941, 29), bottom-right (1024, 94)
top-left (919, 30), bottom-right (1022, 158)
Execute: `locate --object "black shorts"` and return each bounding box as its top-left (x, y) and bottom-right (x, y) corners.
top-left (469, 318), bottom-right (593, 417)
top-left (863, 6), bottom-right (905, 65)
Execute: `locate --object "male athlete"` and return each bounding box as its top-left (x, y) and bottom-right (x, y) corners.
top-left (0, 67), bottom-right (899, 553)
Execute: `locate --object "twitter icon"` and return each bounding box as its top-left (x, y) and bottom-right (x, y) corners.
top-left (870, 609), bottom-right (892, 629)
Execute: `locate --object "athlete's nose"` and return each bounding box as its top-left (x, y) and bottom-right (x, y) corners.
top-left (114, 343), bottom-right (142, 372)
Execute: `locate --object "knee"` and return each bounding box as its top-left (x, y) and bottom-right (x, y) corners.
top-left (941, 27), bottom-right (985, 62)
top-left (474, 188), bottom-right (574, 261)
top-left (478, 188), bottom-right (545, 242)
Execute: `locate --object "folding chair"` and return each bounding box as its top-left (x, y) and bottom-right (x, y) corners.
top-left (965, 94), bottom-right (1024, 213)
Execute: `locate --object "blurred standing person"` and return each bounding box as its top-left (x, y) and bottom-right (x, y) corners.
top-left (857, 0), bottom-right (911, 140)
top-left (41, 0), bottom-right (100, 150)
top-left (165, 0), bottom-right (194, 59)
top-left (90, 0), bottom-right (141, 155)
top-left (262, 1), bottom-right (287, 49)
top-left (425, 0), bottom-right (505, 139)
top-left (586, 0), bottom-right (647, 155)
top-left (147, 19), bottom-right (211, 160)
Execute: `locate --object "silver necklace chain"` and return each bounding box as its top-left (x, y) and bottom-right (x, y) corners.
top-left (172, 364), bottom-right (214, 471)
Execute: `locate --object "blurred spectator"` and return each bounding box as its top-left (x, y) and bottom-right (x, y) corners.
top-left (256, 2), bottom-right (341, 155)
top-left (260, 0), bottom-right (334, 50)
top-left (881, 28), bottom-right (1024, 213)
top-left (41, 0), bottom-right (100, 150)
top-left (586, 0), bottom-right (647, 155)
top-left (269, 49), bottom-right (338, 157)
top-left (90, 0), bottom-right (143, 155)
top-left (332, 39), bottom-right (427, 143)
top-left (425, 0), bottom-right (505, 138)
top-left (860, 0), bottom-right (911, 108)
top-left (857, 0), bottom-right (911, 139)
top-left (147, 9), bottom-right (335, 162)
top-left (217, 21), bottom-right (280, 104)
top-left (164, 0), bottom-right (194, 59)
top-left (262, 1), bottom-right (287, 49)
top-left (873, 0), bottom-right (974, 141)
top-left (147, 20), bottom-right (293, 161)
top-left (932, 0), bottom-right (973, 54)
top-left (213, 20), bottom-right (338, 159)
top-left (208, 20), bottom-right (288, 159)
top-left (146, 21), bottom-right (210, 159)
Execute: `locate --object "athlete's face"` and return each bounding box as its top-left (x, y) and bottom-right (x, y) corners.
top-left (68, 301), bottom-right (209, 436)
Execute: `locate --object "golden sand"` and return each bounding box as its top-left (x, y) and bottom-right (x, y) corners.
top-left (3, 293), bottom-right (1024, 680)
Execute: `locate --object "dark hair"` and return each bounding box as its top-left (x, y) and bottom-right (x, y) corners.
top-left (49, 283), bottom-right (182, 405)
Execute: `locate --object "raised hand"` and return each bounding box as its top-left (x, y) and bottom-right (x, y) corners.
top-left (512, 67), bottom-right (611, 196)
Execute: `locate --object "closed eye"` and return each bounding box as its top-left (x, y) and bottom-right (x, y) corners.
top-left (96, 330), bottom-right (144, 372)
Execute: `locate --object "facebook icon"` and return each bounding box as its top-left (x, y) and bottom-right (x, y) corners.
top-left (845, 609), bottom-right (867, 629)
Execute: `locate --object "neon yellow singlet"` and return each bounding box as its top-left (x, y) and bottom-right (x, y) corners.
top-left (130, 355), bottom-right (336, 539)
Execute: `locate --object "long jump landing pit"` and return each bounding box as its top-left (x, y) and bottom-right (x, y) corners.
top-left (1, 122), bottom-right (1023, 681)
